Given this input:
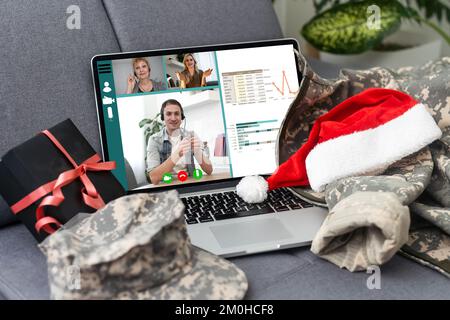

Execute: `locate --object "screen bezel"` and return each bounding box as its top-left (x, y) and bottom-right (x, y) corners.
top-left (91, 38), bottom-right (302, 194)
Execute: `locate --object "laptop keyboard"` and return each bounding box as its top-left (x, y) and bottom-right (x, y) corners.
top-left (181, 188), bottom-right (314, 224)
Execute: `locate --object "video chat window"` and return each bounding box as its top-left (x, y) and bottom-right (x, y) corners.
top-left (116, 88), bottom-right (231, 189)
top-left (165, 52), bottom-right (218, 89)
top-left (109, 51), bottom-right (230, 190)
top-left (111, 56), bottom-right (167, 95)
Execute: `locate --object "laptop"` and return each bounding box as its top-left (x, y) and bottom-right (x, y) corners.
top-left (91, 39), bottom-right (328, 258)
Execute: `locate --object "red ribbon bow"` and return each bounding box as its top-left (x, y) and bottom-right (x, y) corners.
top-left (10, 130), bottom-right (116, 235)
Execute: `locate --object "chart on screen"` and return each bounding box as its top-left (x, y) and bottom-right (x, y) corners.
top-left (216, 44), bottom-right (299, 176)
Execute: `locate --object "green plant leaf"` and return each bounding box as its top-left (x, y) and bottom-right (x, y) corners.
top-left (301, 0), bottom-right (405, 54)
top-left (139, 113), bottom-right (164, 146)
top-left (413, 0), bottom-right (450, 23)
top-left (313, 0), bottom-right (333, 13)
top-left (138, 118), bottom-right (151, 128)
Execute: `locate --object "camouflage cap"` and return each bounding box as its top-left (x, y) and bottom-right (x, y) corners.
top-left (39, 191), bottom-right (248, 300)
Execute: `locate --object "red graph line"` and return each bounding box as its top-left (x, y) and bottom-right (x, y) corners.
top-left (272, 70), bottom-right (299, 96)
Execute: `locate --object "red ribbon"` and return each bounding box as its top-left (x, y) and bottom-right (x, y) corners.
top-left (10, 130), bottom-right (116, 235)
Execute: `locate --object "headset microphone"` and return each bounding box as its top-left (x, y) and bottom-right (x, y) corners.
top-left (160, 99), bottom-right (185, 121)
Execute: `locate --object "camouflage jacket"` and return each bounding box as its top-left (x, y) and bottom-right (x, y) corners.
top-left (278, 50), bottom-right (450, 277)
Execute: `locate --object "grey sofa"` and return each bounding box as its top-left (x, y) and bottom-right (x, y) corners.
top-left (1, 0), bottom-right (449, 300)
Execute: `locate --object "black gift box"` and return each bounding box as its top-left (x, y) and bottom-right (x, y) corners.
top-left (0, 119), bottom-right (125, 242)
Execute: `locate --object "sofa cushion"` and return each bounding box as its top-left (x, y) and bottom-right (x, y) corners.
top-left (0, 0), bottom-right (121, 227)
top-left (1, 222), bottom-right (450, 300)
top-left (102, 0), bottom-right (282, 51)
top-left (0, 198), bottom-right (14, 228)
top-left (0, 224), bottom-right (49, 299)
top-left (231, 248), bottom-right (450, 299)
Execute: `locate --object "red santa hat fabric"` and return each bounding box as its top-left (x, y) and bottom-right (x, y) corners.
top-left (266, 88), bottom-right (442, 192)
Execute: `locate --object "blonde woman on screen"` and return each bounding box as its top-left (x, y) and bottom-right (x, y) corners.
top-left (175, 53), bottom-right (213, 89)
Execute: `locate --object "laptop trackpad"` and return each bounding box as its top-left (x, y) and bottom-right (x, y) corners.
top-left (210, 218), bottom-right (293, 248)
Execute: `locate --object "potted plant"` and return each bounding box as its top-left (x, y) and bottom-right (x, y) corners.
top-left (139, 114), bottom-right (163, 183)
top-left (300, 0), bottom-right (450, 68)
top-left (139, 113), bottom-right (163, 146)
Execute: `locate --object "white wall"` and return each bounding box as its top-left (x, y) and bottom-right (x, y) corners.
top-left (116, 95), bottom-right (155, 186)
top-left (196, 52), bottom-right (218, 82)
top-left (175, 90), bottom-right (228, 172)
top-left (273, 0), bottom-right (450, 57)
top-left (112, 57), bottom-right (165, 95)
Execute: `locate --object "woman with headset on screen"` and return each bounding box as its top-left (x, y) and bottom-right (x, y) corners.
top-left (145, 99), bottom-right (213, 185)
top-left (126, 58), bottom-right (166, 94)
top-left (175, 53), bottom-right (213, 89)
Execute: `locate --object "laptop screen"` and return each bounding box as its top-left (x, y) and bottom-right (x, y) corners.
top-left (93, 41), bottom-right (301, 191)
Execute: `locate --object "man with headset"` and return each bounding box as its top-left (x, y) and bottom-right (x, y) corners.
top-left (146, 99), bottom-right (213, 185)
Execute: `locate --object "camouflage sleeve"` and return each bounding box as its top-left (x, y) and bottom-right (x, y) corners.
top-left (401, 129), bottom-right (450, 277)
top-left (401, 213), bottom-right (450, 279)
top-left (310, 147), bottom-right (434, 271)
top-left (410, 203), bottom-right (450, 236)
top-left (325, 147), bottom-right (434, 209)
top-left (427, 133), bottom-right (450, 208)
top-left (311, 191), bottom-right (410, 272)
top-left (279, 56), bottom-right (450, 275)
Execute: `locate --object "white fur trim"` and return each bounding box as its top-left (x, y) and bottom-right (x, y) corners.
top-left (236, 176), bottom-right (268, 203)
top-left (305, 103), bottom-right (442, 192)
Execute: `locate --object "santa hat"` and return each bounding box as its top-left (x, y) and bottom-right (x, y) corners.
top-left (237, 88), bottom-right (442, 203)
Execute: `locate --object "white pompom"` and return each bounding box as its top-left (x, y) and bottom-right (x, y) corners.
top-left (236, 176), bottom-right (268, 203)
